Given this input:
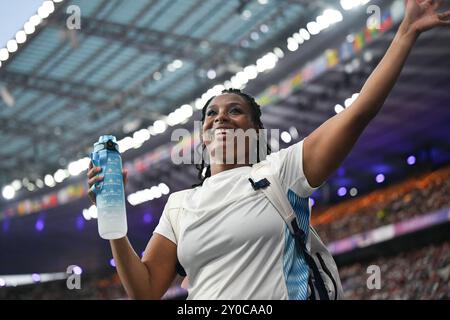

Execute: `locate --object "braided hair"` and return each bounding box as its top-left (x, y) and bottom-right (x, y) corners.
top-left (194, 88), bottom-right (271, 186)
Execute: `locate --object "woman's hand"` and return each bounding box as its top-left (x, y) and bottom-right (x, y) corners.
top-left (402, 0), bottom-right (450, 36)
top-left (87, 161), bottom-right (128, 205)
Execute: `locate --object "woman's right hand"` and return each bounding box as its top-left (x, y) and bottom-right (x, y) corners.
top-left (87, 161), bottom-right (128, 205)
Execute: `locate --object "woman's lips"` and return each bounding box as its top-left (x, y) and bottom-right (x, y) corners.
top-left (213, 128), bottom-right (233, 141)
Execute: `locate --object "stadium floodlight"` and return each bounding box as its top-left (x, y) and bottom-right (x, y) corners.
top-left (337, 187), bottom-right (347, 196)
top-left (207, 69), bottom-right (216, 79)
top-left (281, 131), bottom-right (292, 143)
top-left (153, 71), bottom-right (162, 80)
top-left (82, 208), bottom-right (92, 221)
top-left (172, 59), bottom-right (183, 69)
top-left (0, 48), bottom-right (9, 61)
top-left (299, 28), bottom-right (310, 41)
top-left (407, 155), bottom-right (416, 165)
top-left (7, 40), bottom-right (18, 53)
top-left (152, 120), bottom-right (167, 134)
top-left (31, 274), bottom-right (41, 283)
top-left (2, 185), bottom-right (15, 200)
top-left (23, 21), bottom-right (35, 35)
top-left (334, 104), bottom-right (345, 114)
top-left (306, 21), bottom-right (321, 35)
top-left (11, 179), bottom-right (22, 191)
top-left (158, 183), bottom-right (170, 195)
top-left (54, 169), bottom-right (67, 182)
top-left (243, 65), bottom-right (258, 80)
top-left (322, 9), bottom-right (343, 24)
top-left (73, 266), bottom-right (82, 275)
top-left (29, 15), bottom-right (42, 27)
top-left (44, 174), bottom-right (56, 187)
top-left (376, 174), bottom-right (385, 183)
top-left (88, 205), bottom-right (97, 219)
top-left (15, 30), bottom-right (27, 44)
top-left (289, 127), bottom-right (299, 140)
top-left (35, 218), bottom-right (45, 232)
top-left (287, 38), bottom-right (299, 52)
top-left (273, 47), bottom-right (284, 58)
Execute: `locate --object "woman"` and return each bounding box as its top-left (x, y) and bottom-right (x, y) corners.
top-left (87, 0), bottom-right (450, 299)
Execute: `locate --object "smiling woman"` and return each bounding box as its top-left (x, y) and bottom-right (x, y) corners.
top-left (196, 88), bottom-right (270, 183)
top-left (83, 0), bottom-right (450, 300)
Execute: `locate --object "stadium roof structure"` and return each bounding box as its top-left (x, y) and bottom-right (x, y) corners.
top-left (0, 0), bottom-right (322, 186)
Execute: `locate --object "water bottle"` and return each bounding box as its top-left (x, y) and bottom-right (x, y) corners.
top-left (90, 135), bottom-right (127, 240)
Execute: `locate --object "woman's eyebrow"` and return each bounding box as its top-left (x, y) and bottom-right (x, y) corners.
top-left (207, 102), bottom-right (243, 110)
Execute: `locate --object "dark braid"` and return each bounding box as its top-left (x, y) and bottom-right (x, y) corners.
top-left (193, 88), bottom-right (271, 187)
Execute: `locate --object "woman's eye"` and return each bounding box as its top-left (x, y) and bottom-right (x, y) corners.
top-left (206, 110), bottom-right (216, 116)
top-left (230, 108), bottom-right (242, 114)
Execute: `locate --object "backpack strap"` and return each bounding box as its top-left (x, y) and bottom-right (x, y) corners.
top-left (249, 162), bottom-right (299, 236)
top-left (250, 162), bottom-right (330, 300)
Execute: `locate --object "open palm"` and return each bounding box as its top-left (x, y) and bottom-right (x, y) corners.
top-left (405, 0), bottom-right (450, 33)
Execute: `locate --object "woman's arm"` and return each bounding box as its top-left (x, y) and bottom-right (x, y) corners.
top-left (303, 0), bottom-right (450, 188)
top-left (110, 234), bottom-right (178, 299)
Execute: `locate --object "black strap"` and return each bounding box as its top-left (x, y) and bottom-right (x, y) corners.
top-left (248, 178), bottom-right (270, 190)
top-left (291, 220), bottom-right (330, 300)
top-left (176, 259), bottom-right (186, 277)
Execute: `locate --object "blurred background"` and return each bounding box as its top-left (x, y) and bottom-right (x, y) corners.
top-left (0, 0), bottom-right (449, 300)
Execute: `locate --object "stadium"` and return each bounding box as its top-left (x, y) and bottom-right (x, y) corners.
top-left (0, 0), bottom-right (449, 300)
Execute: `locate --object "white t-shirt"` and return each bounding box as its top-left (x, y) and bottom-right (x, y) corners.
top-left (154, 139), bottom-right (318, 299)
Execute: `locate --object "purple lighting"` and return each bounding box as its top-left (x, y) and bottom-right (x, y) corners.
top-left (310, 198), bottom-right (315, 206)
top-left (143, 213), bottom-right (153, 224)
top-left (2, 219), bottom-right (10, 233)
top-left (76, 215), bottom-right (85, 231)
top-left (73, 266), bottom-right (82, 275)
top-left (337, 187), bottom-right (347, 197)
top-left (31, 273), bottom-right (41, 282)
top-left (407, 155), bottom-right (416, 165)
top-left (376, 174), bottom-right (385, 183)
top-left (110, 258), bottom-right (116, 267)
top-left (35, 219), bottom-right (44, 232)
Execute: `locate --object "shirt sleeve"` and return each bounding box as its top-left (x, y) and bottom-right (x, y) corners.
top-left (153, 199), bottom-right (177, 245)
top-left (265, 139), bottom-right (319, 198)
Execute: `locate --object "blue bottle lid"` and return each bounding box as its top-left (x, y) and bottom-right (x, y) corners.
top-left (93, 135), bottom-right (119, 152)
top-left (97, 135), bottom-right (117, 144)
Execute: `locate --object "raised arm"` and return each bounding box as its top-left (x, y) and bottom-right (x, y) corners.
top-left (303, 0), bottom-right (450, 188)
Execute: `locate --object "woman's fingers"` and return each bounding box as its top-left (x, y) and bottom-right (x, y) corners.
top-left (88, 190), bottom-right (96, 205)
top-left (438, 10), bottom-right (450, 20)
top-left (87, 166), bottom-right (102, 179)
top-left (87, 175), bottom-right (104, 188)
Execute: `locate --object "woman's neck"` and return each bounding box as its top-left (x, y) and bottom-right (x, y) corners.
top-left (210, 163), bottom-right (250, 176)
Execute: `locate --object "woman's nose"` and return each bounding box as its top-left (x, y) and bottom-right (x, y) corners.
top-left (214, 110), bottom-right (229, 123)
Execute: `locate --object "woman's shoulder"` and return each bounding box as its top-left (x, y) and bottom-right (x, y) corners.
top-left (166, 187), bottom-right (197, 207)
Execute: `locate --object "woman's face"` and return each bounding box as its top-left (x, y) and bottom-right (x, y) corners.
top-left (202, 93), bottom-right (259, 165)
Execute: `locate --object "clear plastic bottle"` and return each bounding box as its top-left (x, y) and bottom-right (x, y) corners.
top-left (90, 135), bottom-right (127, 240)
